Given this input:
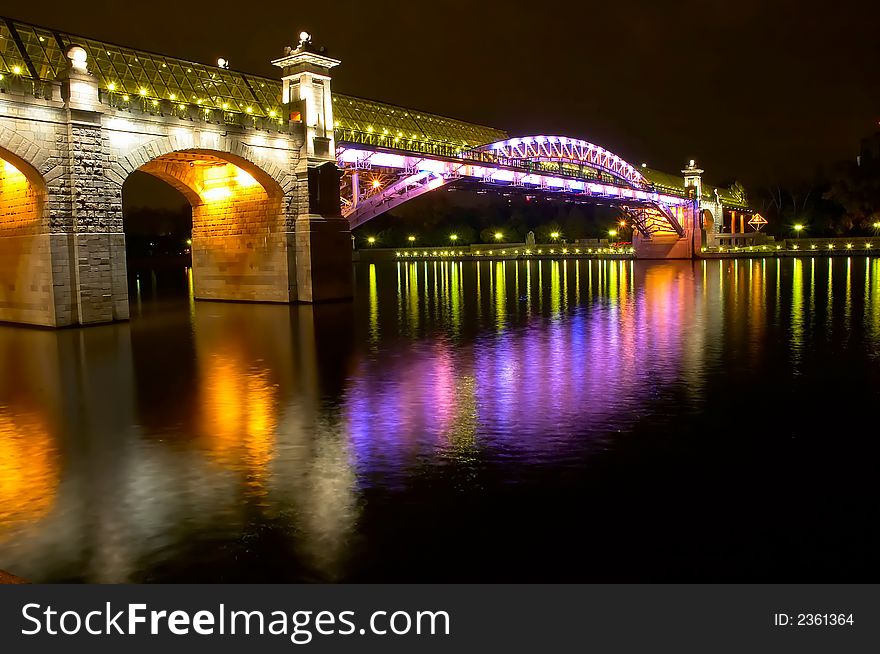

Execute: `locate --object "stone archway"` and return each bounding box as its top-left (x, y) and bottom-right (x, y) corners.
top-left (123, 148), bottom-right (294, 303)
top-left (0, 148), bottom-right (55, 326)
top-left (701, 209), bottom-right (715, 233)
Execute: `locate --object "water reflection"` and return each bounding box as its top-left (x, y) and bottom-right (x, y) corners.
top-left (0, 257), bottom-right (879, 581)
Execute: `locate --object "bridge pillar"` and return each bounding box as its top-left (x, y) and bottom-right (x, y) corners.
top-left (273, 34), bottom-right (352, 303)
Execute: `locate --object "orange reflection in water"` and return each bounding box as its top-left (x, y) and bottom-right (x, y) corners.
top-left (197, 352), bottom-right (279, 490)
top-left (0, 407), bottom-right (58, 535)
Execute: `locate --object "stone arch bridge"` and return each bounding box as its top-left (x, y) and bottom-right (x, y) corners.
top-left (0, 16), bottom-right (751, 327)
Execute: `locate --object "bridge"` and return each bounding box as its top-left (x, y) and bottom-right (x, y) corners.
top-left (0, 17), bottom-right (752, 327)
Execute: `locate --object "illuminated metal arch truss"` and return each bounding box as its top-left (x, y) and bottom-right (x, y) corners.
top-left (338, 145), bottom-right (688, 236)
top-left (469, 136), bottom-right (648, 189)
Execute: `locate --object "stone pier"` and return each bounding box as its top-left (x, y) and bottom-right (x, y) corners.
top-left (0, 37), bottom-right (352, 328)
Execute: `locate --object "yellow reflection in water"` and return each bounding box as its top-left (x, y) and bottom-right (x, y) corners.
top-left (199, 354), bottom-right (278, 491)
top-left (791, 259), bottom-right (805, 362)
top-left (0, 408), bottom-right (58, 536)
top-left (495, 261), bottom-right (506, 331)
top-left (368, 264), bottom-right (379, 346)
top-left (550, 261), bottom-right (561, 316)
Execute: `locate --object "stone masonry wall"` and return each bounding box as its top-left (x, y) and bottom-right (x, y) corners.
top-left (0, 73), bottom-right (352, 326)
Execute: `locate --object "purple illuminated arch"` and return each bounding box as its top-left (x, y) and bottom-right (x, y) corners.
top-left (472, 136), bottom-right (647, 188)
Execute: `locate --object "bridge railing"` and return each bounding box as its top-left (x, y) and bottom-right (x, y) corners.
top-left (0, 74), bottom-right (60, 102)
top-left (96, 90), bottom-right (294, 134)
top-left (335, 128), bottom-right (470, 160)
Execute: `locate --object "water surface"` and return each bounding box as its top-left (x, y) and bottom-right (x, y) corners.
top-left (1, 258), bottom-right (880, 581)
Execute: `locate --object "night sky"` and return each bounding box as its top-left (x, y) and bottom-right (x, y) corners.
top-left (10, 1), bottom-right (880, 192)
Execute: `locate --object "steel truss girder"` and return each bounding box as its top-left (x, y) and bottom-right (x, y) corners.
top-left (620, 202), bottom-right (685, 239)
top-left (336, 146), bottom-right (691, 227)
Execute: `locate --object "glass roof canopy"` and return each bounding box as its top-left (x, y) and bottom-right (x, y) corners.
top-left (0, 16), bottom-right (507, 151)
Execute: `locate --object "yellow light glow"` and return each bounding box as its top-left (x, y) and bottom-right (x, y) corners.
top-left (494, 232), bottom-right (503, 240)
top-left (12, 65), bottom-right (22, 75)
top-left (236, 169), bottom-right (258, 187)
top-left (4, 160), bottom-right (21, 175)
top-left (139, 88), bottom-right (147, 96)
top-left (169, 93), bottom-right (176, 100)
top-left (450, 234), bottom-right (458, 241)
top-left (408, 235), bottom-right (415, 242)
top-left (202, 187), bottom-right (232, 202)
top-left (107, 82), bottom-right (116, 91)
top-left (367, 236), bottom-right (376, 244)
top-left (371, 179), bottom-right (381, 189)
top-left (246, 106), bottom-right (253, 114)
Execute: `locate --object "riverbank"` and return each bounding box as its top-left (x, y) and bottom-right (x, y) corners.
top-left (356, 236), bottom-right (879, 261)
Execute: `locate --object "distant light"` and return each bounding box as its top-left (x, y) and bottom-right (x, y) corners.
top-left (367, 236), bottom-right (376, 245)
top-left (846, 243), bottom-right (853, 249)
top-left (139, 88), bottom-right (147, 96)
top-left (371, 179), bottom-right (381, 189)
top-left (550, 231), bottom-right (560, 239)
top-left (494, 232), bottom-right (503, 240)
top-left (609, 229), bottom-right (618, 237)
top-left (450, 234), bottom-right (458, 241)
top-left (12, 65), bottom-right (22, 75)
top-left (641, 162), bottom-right (647, 168)
top-left (408, 235), bottom-right (416, 242)
top-left (217, 58), bottom-right (229, 69)
top-left (299, 31), bottom-right (311, 44)
top-left (793, 224), bottom-right (804, 232)
top-left (619, 220), bottom-right (627, 228)
top-left (186, 239), bottom-right (192, 245)
top-left (107, 82), bottom-right (116, 91)
top-left (169, 93), bottom-right (176, 100)
top-left (245, 106), bottom-right (253, 113)
top-left (122, 94), bottom-right (130, 101)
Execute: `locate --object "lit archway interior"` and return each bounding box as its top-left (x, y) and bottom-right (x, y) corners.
top-left (131, 150), bottom-right (288, 302)
top-left (0, 150), bottom-right (51, 325)
top-left (701, 209), bottom-right (715, 233)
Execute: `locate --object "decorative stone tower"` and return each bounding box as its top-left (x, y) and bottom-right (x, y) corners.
top-left (273, 32), bottom-right (352, 302)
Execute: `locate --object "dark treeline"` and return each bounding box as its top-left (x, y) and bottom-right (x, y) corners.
top-left (752, 131), bottom-right (880, 237)
top-left (352, 191), bottom-right (626, 248)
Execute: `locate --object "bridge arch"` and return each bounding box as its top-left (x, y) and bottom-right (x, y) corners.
top-left (471, 136), bottom-right (647, 188)
top-left (0, 146), bottom-right (54, 325)
top-left (701, 209), bottom-right (715, 233)
top-left (114, 144), bottom-right (294, 303)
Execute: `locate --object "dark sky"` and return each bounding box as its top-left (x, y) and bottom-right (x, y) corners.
top-left (11, 1), bottom-right (880, 189)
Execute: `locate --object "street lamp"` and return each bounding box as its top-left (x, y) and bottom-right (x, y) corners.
top-left (550, 231), bottom-right (560, 241)
top-left (494, 232), bottom-right (503, 241)
top-left (873, 221), bottom-right (880, 230)
top-left (408, 235), bottom-right (416, 244)
top-left (367, 236), bottom-right (376, 247)
top-left (793, 224), bottom-right (804, 238)
top-left (450, 234), bottom-right (458, 242)
top-left (609, 229), bottom-right (618, 239)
